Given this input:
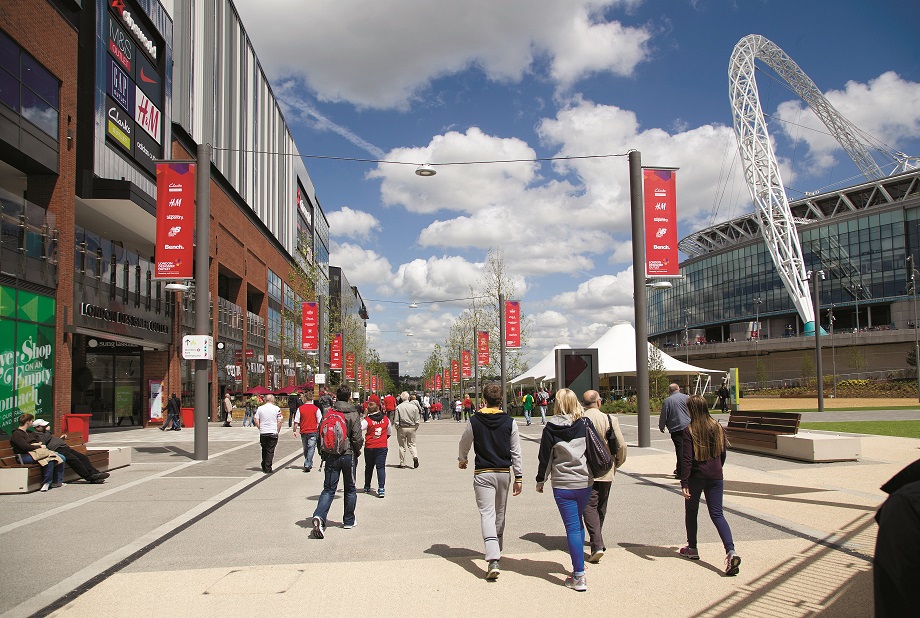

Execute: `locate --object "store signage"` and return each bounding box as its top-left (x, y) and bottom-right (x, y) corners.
top-left (105, 96), bottom-right (132, 153)
top-left (643, 168), bottom-right (680, 277)
top-left (133, 128), bottom-right (159, 176)
top-left (477, 331), bottom-right (489, 366)
top-left (110, 0), bottom-right (157, 61)
top-left (451, 359), bottom-right (460, 385)
top-left (135, 51), bottom-right (161, 101)
top-left (301, 302), bottom-right (318, 350)
top-left (344, 352), bottom-right (355, 380)
top-left (107, 58), bottom-right (134, 113)
top-left (107, 13), bottom-right (134, 74)
top-left (461, 349), bottom-right (472, 378)
top-left (504, 300), bottom-right (521, 349)
top-left (154, 163), bottom-right (195, 279)
top-left (329, 333), bottom-right (342, 370)
top-left (80, 303), bottom-right (169, 333)
top-left (135, 87), bottom-right (161, 143)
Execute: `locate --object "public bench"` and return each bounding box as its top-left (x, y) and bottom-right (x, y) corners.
top-left (0, 431), bottom-right (131, 494)
top-left (724, 411), bottom-right (859, 462)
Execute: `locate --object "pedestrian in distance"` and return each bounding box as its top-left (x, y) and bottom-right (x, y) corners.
top-left (32, 420), bottom-right (110, 484)
top-left (383, 392), bottom-right (397, 423)
top-left (679, 395), bottom-right (741, 576)
top-left (421, 393), bottom-right (431, 423)
top-left (253, 394), bottom-right (282, 473)
top-left (659, 383), bottom-right (690, 478)
top-left (293, 396), bottom-right (322, 472)
top-left (463, 394), bottom-right (473, 421)
top-left (361, 401), bottom-right (390, 497)
top-left (311, 385), bottom-right (364, 538)
top-left (160, 393), bottom-right (181, 431)
top-left (453, 398), bottom-right (462, 422)
top-left (222, 393), bottom-right (233, 427)
top-left (243, 395), bottom-right (257, 427)
top-left (458, 382), bottom-right (523, 580)
top-left (287, 391), bottom-right (301, 428)
top-left (394, 392), bottom-right (421, 468)
top-left (521, 391), bottom-right (535, 426)
top-left (580, 390), bottom-right (627, 564)
top-left (535, 388), bottom-right (593, 592)
top-left (717, 383), bottom-right (730, 414)
top-left (536, 388), bottom-right (550, 425)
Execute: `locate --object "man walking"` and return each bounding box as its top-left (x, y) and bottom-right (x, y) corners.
top-left (222, 393), bottom-right (233, 427)
top-left (581, 390), bottom-right (627, 563)
top-left (293, 396), bottom-right (322, 472)
top-left (254, 394), bottom-right (282, 473)
top-left (287, 391), bottom-right (301, 428)
top-left (394, 392), bottom-right (421, 468)
top-left (311, 385), bottom-right (364, 538)
top-left (718, 383), bottom-right (730, 414)
top-left (458, 382), bottom-right (523, 580)
top-left (383, 392), bottom-right (397, 423)
top-left (659, 383), bottom-right (690, 478)
top-left (521, 392), bottom-right (534, 426)
top-left (536, 388), bottom-right (549, 425)
top-left (161, 393), bottom-right (181, 431)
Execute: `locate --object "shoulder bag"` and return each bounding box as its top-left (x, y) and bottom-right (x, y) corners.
top-left (583, 417), bottom-right (613, 476)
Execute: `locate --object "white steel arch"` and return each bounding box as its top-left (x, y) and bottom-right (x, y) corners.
top-left (728, 34), bottom-right (886, 329)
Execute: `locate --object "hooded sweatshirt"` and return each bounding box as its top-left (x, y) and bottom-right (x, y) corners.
top-left (330, 401), bottom-right (364, 457)
top-left (458, 408), bottom-right (523, 480)
top-left (535, 414), bottom-right (593, 490)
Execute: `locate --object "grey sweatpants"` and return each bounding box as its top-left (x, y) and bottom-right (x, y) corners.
top-left (473, 471), bottom-right (512, 561)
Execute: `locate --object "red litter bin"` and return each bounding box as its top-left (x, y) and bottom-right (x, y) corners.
top-left (62, 413), bottom-right (92, 442)
top-left (180, 407), bottom-right (195, 428)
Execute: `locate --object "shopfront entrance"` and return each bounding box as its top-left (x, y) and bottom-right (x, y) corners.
top-left (72, 335), bottom-right (143, 427)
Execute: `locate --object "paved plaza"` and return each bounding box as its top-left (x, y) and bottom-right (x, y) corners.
top-left (2, 412), bottom-right (919, 618)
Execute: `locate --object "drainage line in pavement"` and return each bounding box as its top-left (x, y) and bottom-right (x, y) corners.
top-left (27, 450), bottom-right (303, 618)
top-left (618, 469), bottom-right (874, 563)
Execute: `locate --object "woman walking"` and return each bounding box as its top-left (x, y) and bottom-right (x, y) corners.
top-left (361, 401), bottom-right (390, 497)
top-left (679, 395), bottom-right (741, 576)
top-left (535, 388), bottom-right (593, 591)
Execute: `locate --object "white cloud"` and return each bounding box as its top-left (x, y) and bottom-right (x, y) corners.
top-left (548, 269), bottom-right (636, 318)
top-left (329, 242), bottom-right (393, 288)
top-left (233, 1), bottom-right (652, 110)
top-left (380, 255), bottom-right (485, 302)
top-left (326, 206), bottom-right (381, 240)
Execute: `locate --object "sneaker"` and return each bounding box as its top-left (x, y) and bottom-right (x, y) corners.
top-left (94, 472), bottom-right (110, 480)
top-left (51, 482), bottom-right (63, 488)
top-left (486, 560), bottom-right (500, 580)
top-left (679, 546), bottom-right (700, 560)
top-left (377, 488), bottom-right (385, 498)
top-left (725, 551), bottom-right (741, 576)
top-left (40, 482), bottom-right (51, 492)
top-left (413, 457), bottom-right (419, 469)
top-left (588, 548), bottom-right (605, 563)
top-left (344, 518), bottom-right (357, 530)
top-left (564, 573), bottom-right (587, 592)
top-left (311, 516), bottom-right (325, 539)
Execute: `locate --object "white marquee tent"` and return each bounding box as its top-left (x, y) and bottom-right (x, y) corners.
top-left (509, 344), bottom-right (570, 385)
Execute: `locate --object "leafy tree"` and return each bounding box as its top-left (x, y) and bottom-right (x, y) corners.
top-left (800, 353), bottom-right (815, 386)
top-left (473, 249), bottom-right (530, 379)
top-left (908, 345), bottom-right (917, 368)
top-left (648, 344), bottom-right (669, 402)
top-left (846, 347), bottom-right (867, 379)
top-left (755, 358), bottom-right (768, 388)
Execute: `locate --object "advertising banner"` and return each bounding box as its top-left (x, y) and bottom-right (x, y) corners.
top-left (504, 300), bottom-right (521, 349)
top-left (357, 364), bottom-right (364, 387)
top-left (148, 379), bottom-right (163, 420)
top-left (301, 302), bottom-right (318, 351)
top-left (329, 333), bottom-right (342, 370)
top-left (371, 375), bottom-right (378, 393)
top-left (435, 373), bottom-right (442, 390)
top-left (461, 349), bottom-right (472, 378)
top-left (477, 331), bottom-right (489, 366)
top-left (345, 352), bottom-right (355, 380)
top-left (443, 368), bottom-right (450, 390)
top-left (451, 359), bottom-right (460, 385)
top-left (154, 163), bottom-right (195, 279)
top-left (643, 168), bottom-right (680, 277)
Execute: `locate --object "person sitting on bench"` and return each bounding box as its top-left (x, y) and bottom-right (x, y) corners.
top-left (11, 413), bottom-right (64, 492)
top-left (31, 420), bottom-right (109, 484)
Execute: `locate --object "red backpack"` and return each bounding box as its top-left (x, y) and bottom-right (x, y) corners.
top-left (318, 409), bottom-right (349, 456)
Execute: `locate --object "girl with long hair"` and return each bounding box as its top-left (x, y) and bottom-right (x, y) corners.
top-left (679, 394), bottom-right (741, 576)
top-left (535, 388), bottom-right (593, 591)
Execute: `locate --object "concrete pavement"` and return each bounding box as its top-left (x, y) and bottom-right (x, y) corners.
top-left (1, 415), bottom-right (916, 617)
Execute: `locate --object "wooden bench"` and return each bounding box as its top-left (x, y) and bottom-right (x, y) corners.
top-left (724, 411), bottom-right (802, 450)
top-left (0, 431), bottom-right (127, 494)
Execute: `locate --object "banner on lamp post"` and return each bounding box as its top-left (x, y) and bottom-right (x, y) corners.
top-left (371, 375), bottom-right (378, 393)
top-left (477, 331), bottom-right (489, 366)
top-left (154, 162), bottom-right (195, 279)
top-left (357, 364), bottom-right (364, 387)
top-left (451, 359), bottom-right (460, 385)
top-left (345, 352), bottom-right (355, 380)
top-left (504, 300), bottom-right (521, 349)
top-left (461, 349), bottom-right (472, 378)
top-left (643, 168), bottom-right (680, 277)
top-left (301, 302), bottom-right (318, 351)
top-left (329, 333), bottom-right (342, 370)
top-left (435, 373), bottom-right (442, 390)
top-left (443, 368), bottom-right (450, 390)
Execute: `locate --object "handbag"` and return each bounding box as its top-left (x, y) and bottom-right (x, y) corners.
top-left (30, 446), bottom-right (55, 461)
top-left (606, 413), bottom-right (627, 468)
top-left (583, 417), bottom-right (613, 476)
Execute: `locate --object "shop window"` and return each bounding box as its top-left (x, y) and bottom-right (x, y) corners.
top-left (0, 30), bottom-right (59, 140)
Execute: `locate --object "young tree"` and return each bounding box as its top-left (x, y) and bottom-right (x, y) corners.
top-left (906, 345), bottom-right (916, 368)
top-left (755, 358), bottom-right (769, 389)
top-left (648, 344), bottom-right (669, 402)
top-left (474, 249), bottom-right (531, 379)
top-left (800, 353), bottom-right (816, 386)
top-left (846, 347), bottom-right (867, 379)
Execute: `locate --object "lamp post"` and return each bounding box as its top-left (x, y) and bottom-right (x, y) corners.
top-left (628, 150), bottom-right (651, 448)
top-left (828, 305), bottom-right (837, 398)
top-left (854, 283), bottom-right (862, 333)
top-left (909, 255), bottom-right (920, 403)
top-left (193, 143), bottom-right (211, 460)
top-left (684, 309), bottom-right (691, 365)
top-left (809, 270), bottom-right (825, 412)
top-left (753, 297), bottom-right (762, 387)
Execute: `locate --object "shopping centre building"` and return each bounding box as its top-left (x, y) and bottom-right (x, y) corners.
top-left (1, 0), bottom-right (336, 432)
top-left (648, 168), bottom-right (920, 385)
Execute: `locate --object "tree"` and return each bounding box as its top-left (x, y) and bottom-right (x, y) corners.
top-left (846, 347), bottom-right (867, 379)
top-left (907, 345), bottom-right (917, 368)
top-left (755, 358), bottom-right (768, 389)
top-left (648, 344), bottom-right (669, 402)
top-left (474, 249), bottom-right (531, 379)
top-left (800, 353), bottom-right (815, 386)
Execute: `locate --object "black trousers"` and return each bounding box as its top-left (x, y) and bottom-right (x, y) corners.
top-left (583, 481), bottom-right (612, 552)
top-left (260, 434), bottom-right (279, 471)
top-left (58, 445), bottom-right (98, 480)
top-left (671, 430), bottom-right (684, 476)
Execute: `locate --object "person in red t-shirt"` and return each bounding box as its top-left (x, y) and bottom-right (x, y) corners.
top-left (361, 401), bottom-right (391, 497)
top-left (432, 400), bottom-right (443, 420)
top-left (463, 396), bottom-right (473, 421)
top-left (383, 393), bottom-right (397, 422)
top-left (293, 399), bottom-right (322, 472)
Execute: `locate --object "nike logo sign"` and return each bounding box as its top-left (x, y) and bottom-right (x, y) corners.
top-left (140, 67), bottom-right (157, 84)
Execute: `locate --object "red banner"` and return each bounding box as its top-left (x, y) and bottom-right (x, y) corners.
top-left (643, 168), bottom-right (679, 277)
top-left (301, 302), bottom-right (318, 351)
top-left (461, 349), bottom-right (472, 378)
top-left (443, 368), bottom-right (450, 390)
top-left (451, 359), bottom-right (460, 385)
top-left (329, 333), bottom-right (342, 370)
top-left (504, 300), bottom-right (521, 349)
top-left (435, 373), bottom-right (442, 390)
top-left (371, 375), bottom-right (378, 393)
top-left (345, 352), bottom-right (355, 380)
top-left (154, 163), bottom-right (195, 279)
top-left (477, 331), bottom-right (489, 366)
top-left (357, 364), bottom-right (364, 386)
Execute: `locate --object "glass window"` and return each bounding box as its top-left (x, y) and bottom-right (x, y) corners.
top-left (21, 54), bottom-right (58, 109)
top-left (0, 30), bottom-right (17, 75)
top-left (0, 67), bottom-right (17, 111)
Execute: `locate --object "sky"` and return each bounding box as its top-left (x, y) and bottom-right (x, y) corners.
top-left (232, 0), bottom-right (920, 376)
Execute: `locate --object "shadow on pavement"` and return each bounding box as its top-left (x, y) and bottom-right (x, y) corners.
top-left (423, 544), bottom-right (569, 585)
top-left (519, 531), bottom-right (569, 552)
top-left (619, 542), bottom-right (724, 576)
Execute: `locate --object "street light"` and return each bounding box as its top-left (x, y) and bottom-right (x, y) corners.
top-left (808, 270), bottom-right (826, 412)
top-left (828, 305), bottom-right (837, 398)
top-left (909, 255), bottom-right (920, 403)
top-left (853, 283), bottom-right (863, 332)
top-left (753, 297), bottom-right (763, 386)
top-left (684, 309), bottom-right (691, 364)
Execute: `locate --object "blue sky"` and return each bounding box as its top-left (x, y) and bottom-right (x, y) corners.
top-left (233, 0), bottom-right (920, 374)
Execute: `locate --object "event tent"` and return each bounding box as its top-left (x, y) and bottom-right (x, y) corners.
top-left (509, 344), bottom-right (570, 384)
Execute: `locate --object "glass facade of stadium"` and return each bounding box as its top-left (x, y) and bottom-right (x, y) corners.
top-left (647, 169), bottom-right (920, 382)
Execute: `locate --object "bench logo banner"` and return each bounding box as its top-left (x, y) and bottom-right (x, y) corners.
top-left (504, 300), bottom-right (521, 349)
top-left (345, 352), bottom-right (355, 380)
top-left (330, 333), bottom-right (342, 370)
top-left (301, 302), bottom-right (318, 351)
top-left (643, 168), bottom-right (679, 277)
top-left (155, 163), bottom-right (195, 279)
top-left (477, 331), bottom-right (489, 366)
top-left (462, 349), bottom-right (472, 378)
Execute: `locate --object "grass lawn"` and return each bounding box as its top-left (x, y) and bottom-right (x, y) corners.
top-left (800, 420), bottom-right (920, 438)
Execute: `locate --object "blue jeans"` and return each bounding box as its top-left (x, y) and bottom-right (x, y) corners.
top-left (364, 447), bottom-right (388, 490)
top-left (313, 454), bottom-right (356, 527)
top-left (553, 486), bottom-right (592, 574)
top-left (22, 454), bottom-right (64, 485)
top-left (243, 410), bottom-right (254, 427)
top-left (538, 406), bottom-right (547, 424)
top-left (523, 408), bottom-right (532, 424)
top-left (685, 478), bottom-right (735, 552)
top-left (300, 433), bottom-right (317, 469)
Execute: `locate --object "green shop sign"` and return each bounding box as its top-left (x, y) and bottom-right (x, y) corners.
top-left (0, 285), bottom-right (55, 433)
